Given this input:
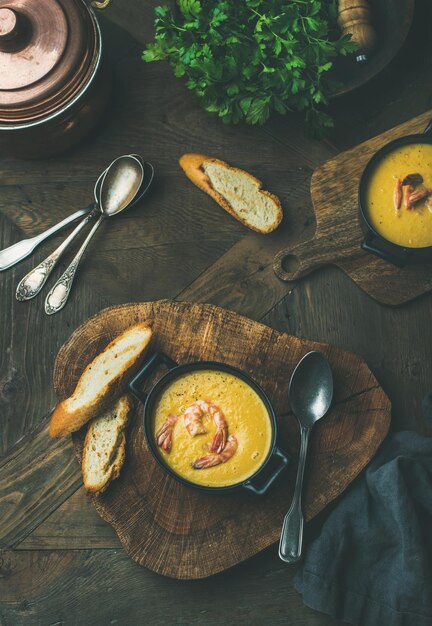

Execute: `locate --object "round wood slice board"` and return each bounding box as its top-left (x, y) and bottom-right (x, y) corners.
top-left (53, 300), bottom-right (391, 579)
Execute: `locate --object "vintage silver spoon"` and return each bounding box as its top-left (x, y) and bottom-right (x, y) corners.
top-left (15, 169), bottom-right (106, 301)
top-left (16, 157), bottom-right (153, 302)
top-left (279, 351), bottom-right (333, 563)
top-left (1, 155), bottom-right (150, 274)
top-left (44, 154), bottom-right (144, 315)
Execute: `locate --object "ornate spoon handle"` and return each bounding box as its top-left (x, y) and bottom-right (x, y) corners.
top-left (16, 206), bottom-right (99, 301)
top-left (0, 204), bottom-right (94, 271)
top-left (44, 216), bottom-right (103, 315)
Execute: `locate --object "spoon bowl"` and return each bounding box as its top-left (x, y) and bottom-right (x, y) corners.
top-left (99, 155), bottom-right (144, 217)
top-left (279, 351), bottom-right (333, 563)
top-left (289, 351), bottom-right (333, 428)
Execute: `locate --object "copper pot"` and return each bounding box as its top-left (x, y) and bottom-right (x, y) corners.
top-left (0, 0), bottom-right (112, 158)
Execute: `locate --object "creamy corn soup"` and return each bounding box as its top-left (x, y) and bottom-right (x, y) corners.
top-left (152, 369), bottom-right (272, 488)
top-left (365, 143), bottom-right (432, 248)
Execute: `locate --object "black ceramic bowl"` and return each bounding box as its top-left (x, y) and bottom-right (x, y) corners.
top-left (358, 119), bottom-right (432, 267)
top-left (128, 352), bottom-right (290, 495)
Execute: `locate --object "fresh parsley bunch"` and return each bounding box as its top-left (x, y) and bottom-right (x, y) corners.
top-left (143, 0), bottom-right (356, 135)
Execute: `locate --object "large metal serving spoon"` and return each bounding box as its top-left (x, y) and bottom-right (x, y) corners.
top-left (16, 156), bottom-right (153, 302)
top-left (44, 154), bottom-right (144, 315)
top-left (279, 351), bottom-right (333, 563)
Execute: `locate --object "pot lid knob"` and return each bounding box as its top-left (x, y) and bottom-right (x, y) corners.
top-left (0, 0), bottom-right (69, 91)
top-left (0, 7), bottom-right (19, 47)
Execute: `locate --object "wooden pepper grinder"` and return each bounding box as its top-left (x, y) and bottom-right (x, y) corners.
top-left (338, 0), bottom-right (377, 63)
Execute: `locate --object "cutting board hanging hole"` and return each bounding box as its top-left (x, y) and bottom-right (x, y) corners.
top-left (279, 254), bottom-right (301, 278)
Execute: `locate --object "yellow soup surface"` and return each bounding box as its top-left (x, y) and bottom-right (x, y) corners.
top-left (152, 370), bottom-right (273, 488)
top-left (365, 143), bottom-right (432, 248)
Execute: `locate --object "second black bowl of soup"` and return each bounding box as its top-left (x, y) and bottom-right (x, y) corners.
top-left (358, 119), bottom-right (432, 266)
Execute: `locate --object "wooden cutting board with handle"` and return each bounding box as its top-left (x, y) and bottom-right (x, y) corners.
top-left (273, 110), bottom-right (432, 305)
top-left (53, 300), bottom-right (391, 579)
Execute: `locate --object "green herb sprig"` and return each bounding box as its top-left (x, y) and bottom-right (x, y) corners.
top-left (143, 0), bottom-right (357, 136)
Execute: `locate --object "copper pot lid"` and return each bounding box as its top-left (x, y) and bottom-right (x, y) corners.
top-left (0, 0), bottom-right (98, 124)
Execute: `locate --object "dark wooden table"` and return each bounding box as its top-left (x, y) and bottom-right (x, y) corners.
top-left (1, 1), bottom-right (432, 624)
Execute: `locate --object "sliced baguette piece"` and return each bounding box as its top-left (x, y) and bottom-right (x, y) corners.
top-left (82, 394), bottom-right (132, 494)
top-left (49, 322), bottom-right (152, 439)
top-left (179, 153), bottom-right (283, 234)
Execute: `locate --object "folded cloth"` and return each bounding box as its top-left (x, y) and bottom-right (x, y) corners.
top-left (294, 431), bottom-right (432, 626)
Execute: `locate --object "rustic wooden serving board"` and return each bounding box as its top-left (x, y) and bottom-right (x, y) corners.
top-left (53, 300), bottom-right (391, 579)
top-left (274, 110), bottom-right (432, 305)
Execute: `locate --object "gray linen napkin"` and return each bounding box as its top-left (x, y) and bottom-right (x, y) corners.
top-left (294, 431), bottom-right (432, 626)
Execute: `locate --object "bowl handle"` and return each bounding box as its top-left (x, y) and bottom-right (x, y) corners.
top-left (361, 233), bottom-right (411, 267)
top-left (128, 352), bottom-right (177, 405)
top-left (242, 446), bottom-right (290, 496)
top-left (90, 0), bottom-right (111, 9)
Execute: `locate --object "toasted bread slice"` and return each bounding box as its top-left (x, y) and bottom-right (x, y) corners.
top-left (82, 395), bottom-right (132, 494)
top-left (49, 322), bottom-right (152, 438)
top-left (179, 153), bottom-right (283, 233)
